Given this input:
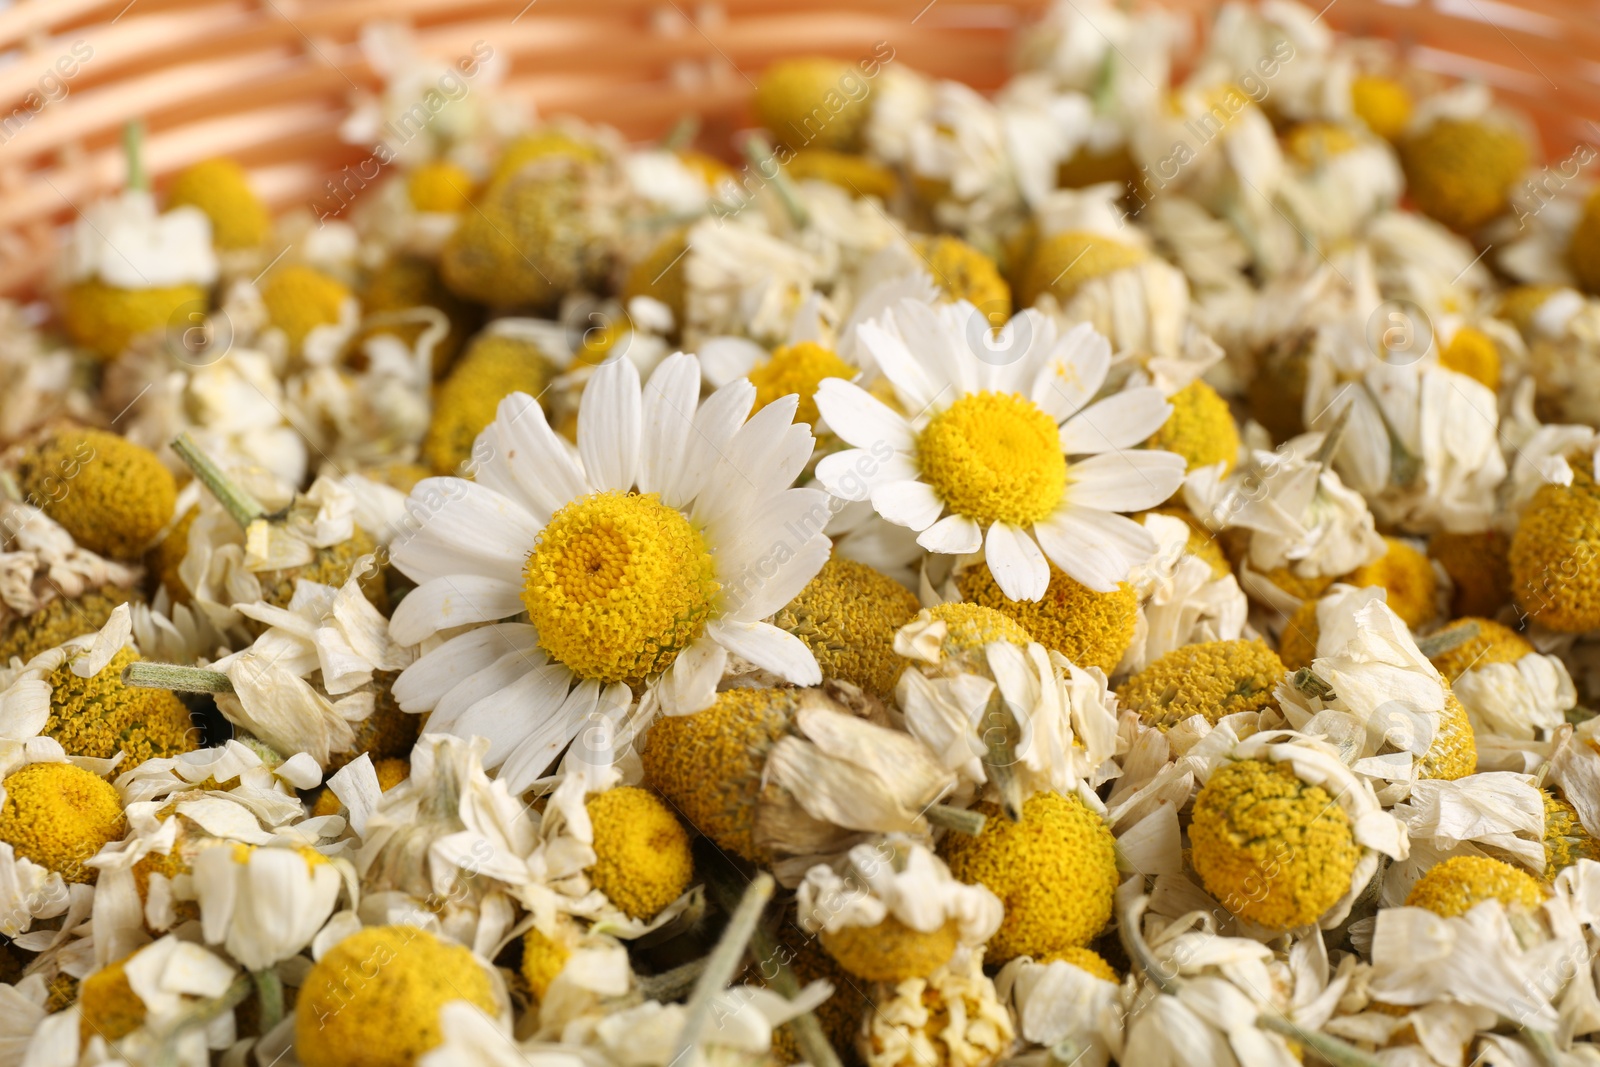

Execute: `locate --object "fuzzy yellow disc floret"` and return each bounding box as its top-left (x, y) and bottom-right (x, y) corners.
top-left (1568, 187), bottom-right (1600, 296)
top-left (261, 264), bottom-right (351, 355)
top-left (1020, 231), bottom-right (1146, 308)
top-left (0, 586), bottom-right (138, 665)
top-left (16, 428), bottom-right (177, 561)
top-left (1512, 463), bottom-right (1600, 632)
top-left (421, 332), bottom-right (556, 475)
top-left (1418, 690), bottom-right (1477, 781)
top-left (755, 58), bottom-right (870, 152)
top-left (523, 491), bottom-right (718, 685)
top-left (586, 786), bottom-right (694, 921)
top-left (941, 791), bottom-right (1117, 962)
top-left (774, 557), bottom-right (921, 700)
top-left (1405, 855), bottom-right (1543, 918)
top-left (1351, 74), bottom-right (1412, 141)
top-left (1189, 758), bottom-right (1360, 930)
top-left (62, 279), bottom-right (205, 361)
top-left (78, 955), bottom-right (145, 1045)
top-left (1400, 118), bottom-right (1527, 232)
top-left (1342, 537), bottom-right (1438, 629)
top-left (955, 562), bottom-right (1136, 674)
top-left (407, 160), bottom-right (473, 214)
top-left (47, 647), bottom-right (196, 766)
top-left (822, 916), bottom-right (960, 983)
top-left (1439, 326), bottom-right (1501, 390)
top-left (295, 925), bottom-right (498, 1067)
top-left (1277, 599), bottom-right (1320, 672)
top-left (520, 926), bottom-right (571, 1002)
top-left (1146, 379), bottom-right (1240, 474)
top-left (913, 235), bottom-right (1013, 327)
top-left (1543, 791), bottom-right (1600, 883)
top-left (0, 762), bottom-right (124, 884)
top-left (918, 392), bottom-right (1067, 527)
top-left (1116, 640), bottom-right (1285, 729)
top-left (1039, 946), bottom-right (1118, 983)
top-left (1425, 617), bottom-right (1533, 682)
top-left (1429, 529), bottom-right (1511, 619)
top-left (642, 687), bottom-right (798, 863)
top-left (255, 526), bottom-right (384, 616)
top-left (747, 341), bottom-right (855, 427)
top-left (165, 158), bottom-right (269, 250)
top-left (786, 149), bottom-right (899, 201)
top-left (622, 225), bottom-right (690, 328)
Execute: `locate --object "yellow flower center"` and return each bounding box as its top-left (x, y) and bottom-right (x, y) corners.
top-left (917, 392), bottom-right (1066, 527)
top-left (747, 341), bottom-right (854, 426)
top-left (523, 491), bottom-right (719, 684)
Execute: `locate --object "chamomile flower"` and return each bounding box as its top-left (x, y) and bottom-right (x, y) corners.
top-left (389, 353), bottom-right (830, 783)
top-left (192, 841), bottom-right (346, 970)
top-left (815, 300), bottom-right (1183, 601)
top-left (862, 949), bottom-right (1014, 1067)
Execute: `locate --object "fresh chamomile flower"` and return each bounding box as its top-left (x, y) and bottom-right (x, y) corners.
top-left (862, 949), bottom-right (1014, 1067)
top-left (420, 329), bottom-right (557, 475)
top-left (0, 761), bottom-right (124, 885)
top-left (1511, 459), bottom-right (1600, 632)
top-left (643, 685), bottom-right (955, 867)
top-left (164, 157), bottom-right (269, 251)
top-left (389, 354), bottom-right (832, 785)
top-left (14, 427), bottom-right (177, 562)
top-left (1190, 731), bottom-right (1407, 930)
top-left (192, 842), bottom-right (345, 971)
top-left (815, 299), bottom-right (1183, 600)
top-left (772, 555), bottom-right (922, 701)
top-left (1542, 791), bottom-right (1600, 882)
top-left (952, 559), bottom-right (1138, 675)
top-left (797, 836), bottom-right (1002, 982)
top-left (1116, 639), bottom-right (1285, 730)
top-left (1429, 528), bottom-right (1512, 618)
top-left (1404, 855), bottom-right (1544, 917)
top-left (940, 790), bottom-right (1117, 961)
top-left (295, 925), bottom-right (504, 1067)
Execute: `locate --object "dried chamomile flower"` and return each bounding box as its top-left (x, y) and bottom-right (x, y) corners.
top-left (584, 786), bottom-right (694, 922)
top-left (14, 427), bottom-right (177, 561)
top-left (420, 329), bottom-right (557, 474)
top-left (1341, 536), bottom-right (1440, 630)
top-left (1400, 117), bottom-right (1527, 232)
top-left (773, 555), bottom-right (921, 701)
top-left (861, 949), bottom-right (1014, 1067)
top-left (295, 925), bottom-right (503, 1067)
top-left (165, 157), bottom-right (269, 250)
top-left (1511, 460), bottom-right (1600, 632)
top-left (756, 57), bottom-right (871, 152)
top-left (1428, 528), bottom-right (1512, 618)
top-left (0, 761), bottom-right (124, 885)
top-left (1404, 855), bottom-right (1544, 917)
top-left (797, 836), bottom-right (1001, 981)
top-left (1146, 379), bottom-right (1241, 475)
top-left (1117, 639), bottom-right (1285, 730)
top-left (941, 790), bottom-right (1117, 962)
top-left (954, 560), bottom-right (1138, 676)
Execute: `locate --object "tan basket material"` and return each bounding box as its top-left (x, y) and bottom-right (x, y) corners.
top-left (0, 0), bottom-right (1593, 297)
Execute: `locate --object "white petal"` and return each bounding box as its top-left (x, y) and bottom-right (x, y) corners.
top-left (474, 392), bottom-right (590, 522)
top-left (388, 576), bottom-right (526, 645)
top-left (917, 514), bottom-right (983, 554)
top-left (391, 624), bottom-right (540, 711)
top-left (1065, 450), bottom-right (1187, 511)
top-left (816, 449), bottom-right (894, 501)
top-left (697, 336), bottom-right (767, 387)
top-left (813, 379), bottom-right (915, 452)
top-left (870, 479), bottom-right (945, 531)
top-left (984, 522), bottom-right (1049, 601)
top-left (452, 663), bottom-right (575, 769)
top-left (578, 356), bottom-right (642, 491)
top-left (1034, 507), bottom-right (1156, 592)
top-left (1031, 321), bottom-right (1111, 421)
top-left (716, 491), bottom-right (834, 621)
top-left (707, 619), bottom-right (821, 686)
top-left (656, 638), bottom-right (727, 714)
top-left (497, 679), bottom-right (602, 792)
top-left (665, 378), bottom-right (756, 508)
top-left (857, 316), bottom-right (940, 415)
top-left (637, 353), bottom-right (702, 498)
top-left (426, 648), bottom-right (547, 733)
top-left (389, 479), bottom-right (538, 586)
top-left (1059, 388), bottom-right (1174, 453)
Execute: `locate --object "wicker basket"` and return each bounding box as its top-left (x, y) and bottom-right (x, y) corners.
top-left (0, 0), bottom-right (1591, 297)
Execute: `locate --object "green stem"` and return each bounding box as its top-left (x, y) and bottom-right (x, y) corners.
top-left (751, 925), bottom-right (843, 1067)
top-left (123, 661), bottom-right (235, 695)
top-left (742, 134), bottom-right (809, 230)
top-left (635, 958), bottom-right (708, 1002)
top-left (669, 872), bottom-right (775, 1066)
top-left (252, 968), bottom-right (284, 1032)
top-left (1256, 1014), bottom-right (1388, 1067)
top-left (925, 804), bottom-right (987, 836)
top-left (124, 121), bottom-right (147, 192)
top-left (1415, 622), bottom-right (1479, 660)
top-left (170, 433), bottom-right (268, 529)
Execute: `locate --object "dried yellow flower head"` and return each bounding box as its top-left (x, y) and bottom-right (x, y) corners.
top-left (1038, 945), bottom-right (1118, 983)
top-left (420, 332), bottom-right (556, 475)
top-left (1542, 790), bottom-right (1600, 883)
top-left (585, 786), bottom-right (694, 921)
top-left (1277, 599), bottom-right (1320, 672)
top-left (16, 428), bottom-right (177, 561)
top-left (1511, 465), bottom-right (1600, 632)
top-left (0, 586), bottom-right (139, 665)
top-left (260, 264), bottom-right (351, 354)
top-left (1400, 118), bottom-right (1527, 232)
top-left (62, 279), bottom-right (205, 361)
top-left (1351, 74), bottom-right (1412, 141)
top-left (1190, 758), bottom-right (1359, 930)
top-left (1425, 617), bottom-right (1533, 682)
top-left (774, 556), bottom-right (921, 700)
top-left (755, 58), bottom-right (870, 153)
top-left (1020, 231), bottom-right (1146, 308)
top-left (821, 915), bottom-right (960, 983)
top-left (1440, 326), bottom-right (1501, 390)
top-left (941, 791), bottom-right (1117, 962)
top-left (622, 225), bottom-right (690, 327)
top-left (47, 646), bottom-right (196, 766)
top-left (1146, 379), bottom-right (1241, 475)
top-left (912, 235), bottom-right (1013, 327)
top-left (77, 954), bottom-right (145, 1045)
top-left (0, 762), bottom-right (124, 884)
top-left (1342, 537), bottom-right (1438, 630)
top-left (1429, 529), bottom-right (1511, 619)
top-left (1405, 855), bottom-right (1543, 917)
top-left (165, 158), bottom-right (269, 249)
top-left (955, 561), bottom-right (1136, 675)
top-left (786, 149), bottom-right (899, 201)
top-left (406, 160), bottom-right (473, 214)
top-left (1116, 640), bottom-right (1285, 729)
top-left (520, 926), bottom-right (571, 1002)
